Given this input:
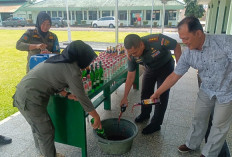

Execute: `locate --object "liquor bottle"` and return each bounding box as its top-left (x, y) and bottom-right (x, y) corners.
top-left (99, 61), bottom-right (104, 84)
top-left (121, 104), bottom-right (127, 112)
top-left (94, 62), bottom-right (100, 86)
top-left (90, 118), bottom-right (107, 139)
top-left (81, 68), bottom-right (87, 78)
top-left (86, 66), bottom-right (90, 75)
top-left (87, 74), bottom-right (92, 93)
top-left (90, 64), bottom-right (96, 89)
top-left (109, 46), bottom-right (112, 54)
top-left (82, 77), bottom-right (88, 94)
top-left (141, 98), bottom-right (161, 106)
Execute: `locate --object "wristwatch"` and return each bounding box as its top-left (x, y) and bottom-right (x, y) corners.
top-left (65, 92), bottom-right (71, 98)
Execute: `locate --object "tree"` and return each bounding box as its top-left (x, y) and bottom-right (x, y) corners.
top-left (184, 0), bottom-right (205, 18)
top-left (27, 0), bottom-right (36, 4)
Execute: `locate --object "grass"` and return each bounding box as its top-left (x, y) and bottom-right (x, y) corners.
top-left (0, 29), bottom-right (149, 121)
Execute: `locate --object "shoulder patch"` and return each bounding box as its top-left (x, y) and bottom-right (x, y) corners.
top-left (33, 34), bottom-right (40, 38)
top-left (49, 35), bottom-right (54, 40)
top-left (148, 36), bottom-right (159, 42)
top-left (22, 35), bottom-right (28, 41)
top-left (164, 39), bottom-right (170, 46)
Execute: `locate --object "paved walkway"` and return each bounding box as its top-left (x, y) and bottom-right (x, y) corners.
top-left (1, 66), bottom-right (231, 156)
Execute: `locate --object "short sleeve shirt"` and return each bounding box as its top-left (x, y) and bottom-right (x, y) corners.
top-left (127, 34), bottom-right (177, 71)
top-left (174, 34), bottom-right (232, 103)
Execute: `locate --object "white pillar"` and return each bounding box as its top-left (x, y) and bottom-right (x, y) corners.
top-left (115, 0), bottom-right (118, 45)
top-left (127, 10), bottom-right (129, 26)
top-left (205, 4), bottom-right (211, 32)
top-left (0, 13), bottom-right (2, 26)
top-left (215, 0), bottom-right (226, 34)
top-left (65, 0), bottom-right (72, 43)
top-left (209, 0), bottom-right (219, 34)
top-left (162, 3), bottom-right (165, 33)
top-left (82, 11), bottom-right (84, 20)
top-left (150, 0), bottom-right (154, 34)
top-left (226, 0), bottom-right (232, 34)
top-left (70, 11), bottom-right (73, 25)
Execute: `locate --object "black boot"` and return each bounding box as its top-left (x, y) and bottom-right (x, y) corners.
top-left (142, 123), bottom-right (161, 135)
top-left (135, 104), bottom-right (151, 123)
top-left (0, 135), bottom-right (12, 145)
top-left (135, 114), bottom-right (150, 123)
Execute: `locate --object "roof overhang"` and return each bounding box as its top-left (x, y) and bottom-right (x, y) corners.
top-left (0, 5), bottom-right (22, 13)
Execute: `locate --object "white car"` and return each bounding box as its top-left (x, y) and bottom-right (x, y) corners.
top-left (92, 16), bottom-right (119, 28)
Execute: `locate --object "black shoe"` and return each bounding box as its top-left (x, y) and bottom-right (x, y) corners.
top-left (142, 123), bottom-right (161, 135)
top-left (0, 135), bottom-right (12, 145)
top-left (135, 114), bottom-right (150, 123)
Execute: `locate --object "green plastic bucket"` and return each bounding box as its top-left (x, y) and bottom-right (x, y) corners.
top-left (93, 118), bottom-right (138, 155)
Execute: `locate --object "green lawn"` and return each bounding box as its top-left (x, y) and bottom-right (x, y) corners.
top-left (0, 29), bottom-right (149, 121)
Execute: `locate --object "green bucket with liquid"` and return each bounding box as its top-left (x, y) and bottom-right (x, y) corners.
top-left (93, 118), bottom-right (138, 155)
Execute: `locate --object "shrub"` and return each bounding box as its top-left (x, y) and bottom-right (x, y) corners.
top-left (143, 21), bottom-right (148, 25)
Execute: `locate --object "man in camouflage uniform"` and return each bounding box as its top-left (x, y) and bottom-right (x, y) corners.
top-left (16, 12), bottom-right (60, 73)
top-left (120, 34), bottom-right (181, 134)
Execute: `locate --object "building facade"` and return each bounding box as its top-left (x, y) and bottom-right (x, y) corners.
top-left (15, 0), bottom-right (184, 27)
top-left (198, 0), bottom-right (232, 35)
top-left (0, 0), bottom-right (27, 25)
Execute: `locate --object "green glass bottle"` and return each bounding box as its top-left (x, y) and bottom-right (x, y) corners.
top-left (90, 64), bottom-right (96, 89)
top-left (99, 61), bottom-right (104, 84)
top-left (90, 118), bottom-right (107, 139)
top-left (94, 63), bottom-right (99, 87)
top-left (81, 68), bottom-right (87, 78)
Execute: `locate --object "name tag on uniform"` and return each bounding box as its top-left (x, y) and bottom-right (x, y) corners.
top-left (148, 36), bottom-right (159, 42)
top-left (135, 57), bottom-right (143, 64)
top-left (151, 50), bottom-right (160, 58)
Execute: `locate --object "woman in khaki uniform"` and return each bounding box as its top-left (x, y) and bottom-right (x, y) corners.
top-left (16, 12), bottom-right (60, 73)
top-left (13, 41), bottom-right (102, 157)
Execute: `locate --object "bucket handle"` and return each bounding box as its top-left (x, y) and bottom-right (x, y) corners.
top-left (98, 140), bottom-right (111, 145)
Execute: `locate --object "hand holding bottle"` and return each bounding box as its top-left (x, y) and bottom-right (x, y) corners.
top-left (88, 110), bottom-right (102, 130)
top-left (150, 91), bottom-right (161, 101)
top-left (121, 104), bottom-right (127, 112)
top-left (120, 97), bottom-right (128, 108)
top-left (41, 48), bottom-right (51, 54)
top-left (91, 118), bottom-right (107, 139)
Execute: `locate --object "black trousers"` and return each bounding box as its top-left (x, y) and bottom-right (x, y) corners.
top-left (140, 58), bottom-right (174, 126)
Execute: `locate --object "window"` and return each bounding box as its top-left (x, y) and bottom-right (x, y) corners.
top-left (58, 11), bottom-right (62, 17)
top-left (89, 11), bottom-right (97, 20)
top-left (63, 12), bottom-right (67, 20)
top-left (47, 11), bottom-right (51, 17)
top-left (119, 11), bottom-right (127, 20)
top-left (102, 11), bottom-right (110, 17)
top-left (72, 11), bottom-right (75, 20)
top-left (52, 11), bottom-right (57, 17)
top-left (153, 10), bottom-right (160, 20)
top-left (168, 10), bottom-right (176, 20)
top-left (69, 11), bottom-right (71, 20)
top-left (29, 14), bottom-right (32, 20)
top-left (84, 11), bottom-right (87, 20)
top-left (146, 10), bottom-right (151, 20)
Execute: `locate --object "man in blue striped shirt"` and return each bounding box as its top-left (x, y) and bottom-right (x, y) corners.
top-left (151, 16), bottom-right (231, 157)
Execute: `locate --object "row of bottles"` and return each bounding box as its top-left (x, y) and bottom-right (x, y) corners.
top-left (106, 45), bottom-right (125, 55)
top-left (81, 46), bottom-right (128, 94)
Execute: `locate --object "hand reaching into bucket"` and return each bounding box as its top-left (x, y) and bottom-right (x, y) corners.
top-left (89, 110), bottom-right (102, 130)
